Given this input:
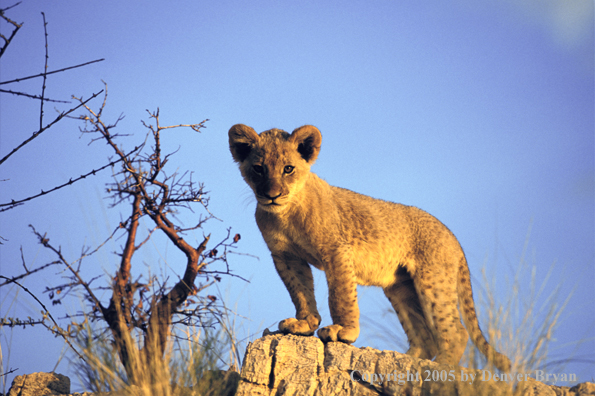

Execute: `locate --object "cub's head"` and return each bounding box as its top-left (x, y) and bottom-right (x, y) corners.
top-left (228, 124), bottom-right (321, 212)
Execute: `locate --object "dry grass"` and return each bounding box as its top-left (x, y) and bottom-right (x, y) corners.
top-left (72, 305), bottom-right (243, 396)
top-left (461, 233), bottom-right (575, 381)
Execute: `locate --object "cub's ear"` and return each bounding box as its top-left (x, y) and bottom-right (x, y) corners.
top-left (289, 125), bottom-right (322, 164)
top-left (229, 124), bottom-right (259, 163)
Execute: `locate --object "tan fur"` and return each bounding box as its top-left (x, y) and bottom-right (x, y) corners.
top-left (228, 124), bottom-right (511, 372)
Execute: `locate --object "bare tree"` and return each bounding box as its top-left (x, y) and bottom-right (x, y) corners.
top-left (0, 4), bottom-right (243, 384)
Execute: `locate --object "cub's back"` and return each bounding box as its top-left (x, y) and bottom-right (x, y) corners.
top-left (326, 184), bottom-right (463, 270)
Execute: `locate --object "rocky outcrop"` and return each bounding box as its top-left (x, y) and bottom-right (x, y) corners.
top-left (6, 370), bottom-right (238, 396)
top-left (236, 333), bottom-right (595, 396)
top-left (7, 372), bottom-right (70, 396)
top-left (7, 337), bottom-right (594, 396)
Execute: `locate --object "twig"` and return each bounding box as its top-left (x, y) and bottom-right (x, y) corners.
top-left (0, 1), bottom-right (22, 13)
top-left (0, 2), bottom-right (22, 59)
top-left (0, 90), bottom-right (103, 167)
top-left (70, 221), bottom-right (133, 268)
top-left (0, 259), bottom-right (60, 287)
top-left (0, 146), bottom-right (140, 211)
top-left (0, 367), bottom-right (18, 378)
top-left (0, 88), bottom-right (70, 103)
top-left (39, 12), bottom-right (49, 130)
top-left (29, 225), bottom-right (104, 311)
top-left (0, 58), bottom-right (104, 85)
top-left (0, 275), bottom-right (86, 363)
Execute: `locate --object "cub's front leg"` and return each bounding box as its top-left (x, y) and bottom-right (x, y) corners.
top-left (272, 254), bottom-right (321, 336)
top-left (317, 254), bottom-right (360, 344)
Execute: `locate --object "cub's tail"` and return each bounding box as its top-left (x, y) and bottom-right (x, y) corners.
top-left (458, 258), bottom-right (511, 372)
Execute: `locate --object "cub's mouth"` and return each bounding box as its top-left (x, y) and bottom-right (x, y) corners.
top-left (256, 195), bottom-right (287, 210)
top-left (259, 200), bottom-right (281, 206)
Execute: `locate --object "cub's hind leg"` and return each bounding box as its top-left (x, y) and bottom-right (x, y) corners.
top-left (384, 267), bottom-right (438, 360)
top-left (413, 263), bottom-right (468, 366)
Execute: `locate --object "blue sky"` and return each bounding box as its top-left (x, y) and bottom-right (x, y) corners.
top-left (1, 0), bottom-right (593, 390)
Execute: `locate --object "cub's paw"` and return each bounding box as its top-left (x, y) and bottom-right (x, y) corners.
top-left (317, 324), bottom-right (359, 344)
top-left (278, 317), bottom-right (317, 336)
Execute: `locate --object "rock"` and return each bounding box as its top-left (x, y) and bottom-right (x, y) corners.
top-left (551, 382), bottom-right (595, 396)
top-left (517, 378), bottom-right (557, 396)
top-left (8, 341), bottom-right (594, 396)
top-left (236, 333), bottom-right (595, 396)
top-left (235, 333), bottom-right (512, 395)
top-left (7, 372), bottom-right (70, 396)
top-left (570, 382), bottom-right (595, 395)
top-left (6, 369), bottom-right (238, 396)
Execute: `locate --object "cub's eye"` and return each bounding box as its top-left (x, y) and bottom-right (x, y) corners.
top-left (283, 165), bottom-right (294, 174)
top-left (253, 165), bottom-right (264, 174)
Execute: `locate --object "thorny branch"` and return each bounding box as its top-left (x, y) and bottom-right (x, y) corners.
top-left (0, 145), bottom-right (138, 211)
top-left (0, 2), bottom-right (22, 58)
top-left (0, 87), bottom-right (71, 103)
top-left (0, 246), bottom-right (59, 287)
top-left (0, 90), bottom-right (103, 166)
top-left (0, 58), bottom-right (105, 86)
top-left (1, 5), bottom-right (243, 377)
top-left (30, 225), bottom-right (104, 315)
top-left (0, 275), bottom-right (87, 363)
top-left (0, 4), bottom-right (106, 210)
top-left (39, 12), bottom-right (49, 130)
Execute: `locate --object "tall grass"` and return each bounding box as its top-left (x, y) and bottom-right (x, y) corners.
top-left (72, 308), bottom-right (243, 396)
top-left (0, 333), bottom-right (5, 395)
top-left (461, 234), bottom-right (576, 381)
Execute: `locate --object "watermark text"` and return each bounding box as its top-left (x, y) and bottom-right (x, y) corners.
top-left (350, 369), bottom-right (577, 386)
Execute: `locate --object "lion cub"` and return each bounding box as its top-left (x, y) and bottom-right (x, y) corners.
top-left (228, 124), bottom-right (511, 372)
